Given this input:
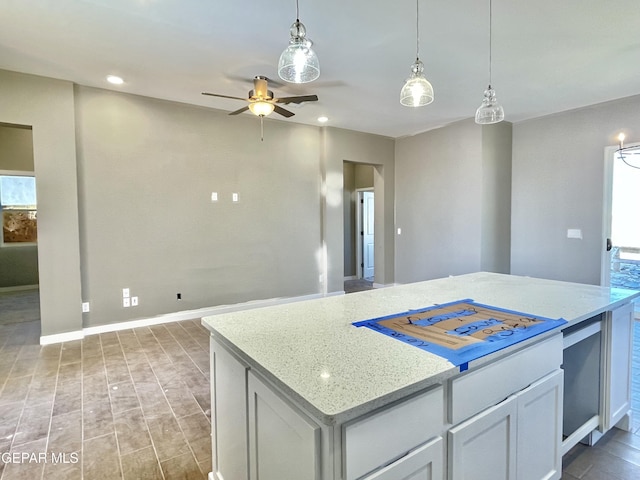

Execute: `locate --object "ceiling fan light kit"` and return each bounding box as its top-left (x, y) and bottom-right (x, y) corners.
top-left (400, 0), bottom-right (434, 107)
top-left (475, 0), bottom-right (505, 124)
top-left (278, 0), bottom-right (320, 83)
top-left (248, 101), bottom-right (276, 117)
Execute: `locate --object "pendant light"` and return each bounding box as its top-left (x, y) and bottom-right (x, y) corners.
top-left (278, 0), bottom-right (320, 84)
top-left (475, 0), bottom-right (504, 124)
top-left (400, 0), bottom-right (434, 107)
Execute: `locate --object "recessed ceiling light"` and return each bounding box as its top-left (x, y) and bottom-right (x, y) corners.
top-left (106, 75), bottom-right (124, 85)
top-left (318, 116), bottom-right (329, 123)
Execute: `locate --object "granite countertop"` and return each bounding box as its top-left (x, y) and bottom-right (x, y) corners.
top-left (202, 272), bottom-right (640, 425)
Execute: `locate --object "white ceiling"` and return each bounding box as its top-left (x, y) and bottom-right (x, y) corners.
top-left (1, 0), bottom-right (639, 138)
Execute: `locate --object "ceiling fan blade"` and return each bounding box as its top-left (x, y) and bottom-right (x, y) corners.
top-left (273, 105), bottom-right (295, 118)
top-left (275, 94), bottom-right (319, 105)
top-left (229, 106), bottom-right (250, 116)
top-left (202, 92), bottom-right (248, 101)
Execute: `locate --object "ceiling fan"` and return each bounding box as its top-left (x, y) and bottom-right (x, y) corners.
top-left (202, 75), bottom-right (318, 119)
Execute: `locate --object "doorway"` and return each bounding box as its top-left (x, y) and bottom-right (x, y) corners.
top-left (357, 190), bottom-right (375, 281)
top-left (0, 124), bottom-right (40, 327)
top-left (343, 161), bottom-right (376, 293)
top-left (602, 144), bottom-right (640, 318)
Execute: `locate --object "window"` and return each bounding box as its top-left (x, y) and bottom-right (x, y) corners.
top-left (0, 174), bottom-right (37, 246)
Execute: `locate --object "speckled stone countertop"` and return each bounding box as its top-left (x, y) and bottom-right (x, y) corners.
top-left (202, 272), bottom-right (639, 425)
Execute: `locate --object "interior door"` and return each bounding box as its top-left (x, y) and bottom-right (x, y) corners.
top-left (362, 191), bottom-right (374, 280)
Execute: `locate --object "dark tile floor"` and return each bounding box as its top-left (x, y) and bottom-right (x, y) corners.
top-left (0, 318), bottom-right (211, 480)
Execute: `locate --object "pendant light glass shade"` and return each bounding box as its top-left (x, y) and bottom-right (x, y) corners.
top-left (400, 59), bottom-right (434, 107)
top-left (475, 86), bottom-right (504, 124)
top-left (400, 0), bottom-right (433, 107)
top-left (278, 14), bottom-right (319, 83)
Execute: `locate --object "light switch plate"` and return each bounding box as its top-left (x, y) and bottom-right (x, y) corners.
top-left (567, 228), bottom-right (582, 239)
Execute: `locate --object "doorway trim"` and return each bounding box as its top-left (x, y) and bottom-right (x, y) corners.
top-left (356, 188), bottom-right (374, 280)
top-left (601, 142), bottom-right (640, 287)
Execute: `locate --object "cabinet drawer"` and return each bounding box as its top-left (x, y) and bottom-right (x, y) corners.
top-left (363, 437), bottom-right (443, 480)
top-left (343, 385), bottom-right (444, 480)
top-left (449, 333), bottom-right (562, 425)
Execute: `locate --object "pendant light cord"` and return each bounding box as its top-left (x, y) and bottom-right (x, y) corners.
top-left (415, 0), bottom-right (420, 61)
top-left (296, 0), bottom-right (300, 21)
top-left (488, 0), bottom-right (493, 88)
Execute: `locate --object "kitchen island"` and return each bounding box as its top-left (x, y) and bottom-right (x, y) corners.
top-left (202, 272), bottom-right (639, 480)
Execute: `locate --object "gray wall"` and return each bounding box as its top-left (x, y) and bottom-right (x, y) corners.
top-left (511, 94), bottom-right (640, 285)
top-left (0, 124), bottom-right (39, 288)
top-left (343, 162), bottom-right (355, 276)
top-left (395, 119), bottom-right (512, 284)
top-left (75, 86), bottom-right (322, 326)
top-left (0, 124), bottom-right (34, 170)
top-left (0, 70), bottom-right (83, 336)
top-left (0, 69), bottom-right (395, 336)
top-left (481, 122), bottom-right (512, 273)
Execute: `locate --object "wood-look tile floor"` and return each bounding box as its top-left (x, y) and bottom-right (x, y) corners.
top-left (0, 319), bottom-right (211, 479)
top-left (1, 316), bottom-right (640, 479)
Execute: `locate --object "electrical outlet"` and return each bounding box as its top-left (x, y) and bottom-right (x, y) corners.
top-left (232, 193), bottom-right (239, 202)
top-left (82, 302), bottom-right (90, 313)
top-left (211, 192), bottom-right (218, 202)
top-left (123, 297), bottom-right (130, 308)
top-left (123, 288), bottom-right (130, 298)
top-left (131, 296), bottom-right (138, 306)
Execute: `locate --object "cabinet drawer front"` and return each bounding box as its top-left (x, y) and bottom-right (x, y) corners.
top-left (363, 437), bottom-right (443, 480)
top-left (449, 333), bottom-right (562, 425)
top-left (448, 396), bottom-right (518, 480)
top-left (343, 385), bottom-right (444, 480)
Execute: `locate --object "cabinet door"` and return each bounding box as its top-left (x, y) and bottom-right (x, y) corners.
top-left (448, 396), bottom-right (517, 480)
top-left (516, 370), bottom-right (563, 480)
top-left (210, 337), bottom-right (249, 480)
top-left (248, 372), bottom-right (320, 480)
top-left (364, 437), bottom-right (444, 480)
top-left (604, 301), bottom-right (634, 431)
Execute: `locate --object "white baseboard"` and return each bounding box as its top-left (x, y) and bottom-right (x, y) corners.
top-left (343, 275), bottom-right (357, 281)
top-left (0, 284), bottom-right (38, 293)
top-left (40, 291), bottom-right (330, 345)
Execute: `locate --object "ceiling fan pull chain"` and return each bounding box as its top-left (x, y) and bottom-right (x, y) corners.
top-left (260, 115), bottom-right (264, 142)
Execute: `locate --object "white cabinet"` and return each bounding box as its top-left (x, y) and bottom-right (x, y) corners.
top-left (516, 370), bottom-right (563, 480)
top-left (448, 395), bottom-right (517, 480)
top-left (247, 371), bottom-right (320, 480)
top-left (448, 370), bottom-right (563, 480)
top-left (602, 301), bottom-right (634, 431)
top-left (362, 437), bottom-right (444, 480)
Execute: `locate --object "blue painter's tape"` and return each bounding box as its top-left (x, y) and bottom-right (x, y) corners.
top-left (459, 362), bottom-right (469, 372)
top-left (352, 299), bottom-right (566, 367)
